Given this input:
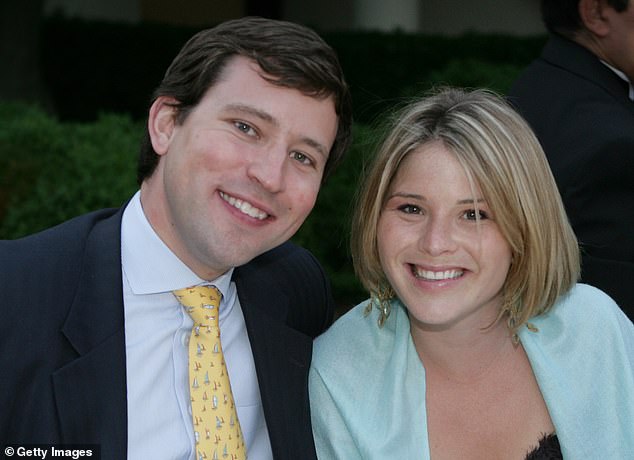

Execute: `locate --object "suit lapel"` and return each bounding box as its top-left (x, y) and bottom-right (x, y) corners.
top-left (234, 266), bottom-right (315, 459)
top-left (544, 36), bottom-right (634, 114)
top-left (54, 208), bottom-right (127, 458)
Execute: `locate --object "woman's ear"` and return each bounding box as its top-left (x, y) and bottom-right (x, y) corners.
top-left (148, 96), bottom-right (179, 156)
top-left (578, 0), bottom-right (611, 36)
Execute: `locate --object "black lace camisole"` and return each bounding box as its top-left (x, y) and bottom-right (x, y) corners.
top-left (525, 433), bottom-right (562, 460)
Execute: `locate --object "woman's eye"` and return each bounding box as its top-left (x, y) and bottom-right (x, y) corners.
top-left (464, 209), bottom-right (489, 220)
top-left (397, 204), bottom-right (421, 214)
top-left (290, 151), bottom-right (313, 166)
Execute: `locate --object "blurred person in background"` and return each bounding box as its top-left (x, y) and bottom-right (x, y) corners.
top-left (508, 0), bottom-right (634, 318)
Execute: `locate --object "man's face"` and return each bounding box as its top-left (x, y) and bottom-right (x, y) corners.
top-left (602, 2), bottom-right (634, 81)
top-left (142, 56), bottom-right (338, 279)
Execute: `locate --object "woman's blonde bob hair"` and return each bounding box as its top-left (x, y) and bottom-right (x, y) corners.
top-left (351, 88), bottom-right (580, 334)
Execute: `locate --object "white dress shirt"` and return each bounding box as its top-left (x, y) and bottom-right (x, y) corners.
top-left (601, 59), bottom-right (634, 101)
top-left (121, 191), bottom-right (273, 459)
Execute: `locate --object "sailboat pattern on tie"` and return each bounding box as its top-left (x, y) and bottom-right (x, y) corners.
top-left (173, 286), bottom-right (246, 460)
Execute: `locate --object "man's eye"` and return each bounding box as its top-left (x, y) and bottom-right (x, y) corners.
top-left (290, 151), bottom-right (313, 166)
top-left (397, 204), bottom-right (421, 214)
top-left (234, 121), bottom-right (256, 136)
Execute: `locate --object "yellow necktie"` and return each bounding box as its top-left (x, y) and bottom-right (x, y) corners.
top-left (173, 286), bottom-right (246, 460)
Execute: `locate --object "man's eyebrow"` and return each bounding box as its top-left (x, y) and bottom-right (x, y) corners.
top-left (301, 136), bottom-right (329, 159)
top-left (223, 103), bottom-right (276, 124)
top-left (223, 103), bottom-right (330, 159)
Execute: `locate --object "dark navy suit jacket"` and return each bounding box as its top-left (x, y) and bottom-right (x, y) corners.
top-left (509, 35), bottom-right (634, 319)
top-left (0, 206), bottom-right (334, 459)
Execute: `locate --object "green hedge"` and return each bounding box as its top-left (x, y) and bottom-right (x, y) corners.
top-left (0, 103), bottom-right (139, 238)
top-left (325, 31), bottom-right (544, 122)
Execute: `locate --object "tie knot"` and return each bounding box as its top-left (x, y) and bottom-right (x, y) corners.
top-left (173, 285), bottom-right (222, 327)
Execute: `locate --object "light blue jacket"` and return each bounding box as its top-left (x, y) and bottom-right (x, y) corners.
top-left (310, 284), bottom-right (634, 459)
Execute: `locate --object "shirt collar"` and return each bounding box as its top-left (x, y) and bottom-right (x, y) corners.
top-left (121, 190), bottom-right (234, 298)
top-left (601, 60), bottom-right (634, 101)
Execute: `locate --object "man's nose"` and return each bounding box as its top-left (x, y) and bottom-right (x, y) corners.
top-left (246, 147), bottom-right (287, 193)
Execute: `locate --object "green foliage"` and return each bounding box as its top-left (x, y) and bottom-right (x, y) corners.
top-left (0, 103), bottom-right (65, 224)
top-left (403, 58), bottom-right (524, 97)
top-left (0, 104), bottom-right (140, 238)
top-left (324, 31), bottom-right (545, 123)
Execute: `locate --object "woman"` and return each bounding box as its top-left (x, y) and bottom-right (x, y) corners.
top-left (309, 88), bottom-right (634, 459)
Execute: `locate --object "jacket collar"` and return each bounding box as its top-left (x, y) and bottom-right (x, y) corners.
top-left (543, 35), bottom-right (634, 105)
top-left (55, 207), bottom-right (128, 457)
top-left (233, 252), bottom-right (316, 458)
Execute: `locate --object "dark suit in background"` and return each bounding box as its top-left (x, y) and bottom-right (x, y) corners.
top-left (508, 34), bottom-right (634, 319)
top-left (0, 208), bottom-right (333, 459)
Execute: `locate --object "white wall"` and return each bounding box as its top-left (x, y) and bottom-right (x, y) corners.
top-left (419, 0), bottom-right (544, 35)
top-left (287, 0), bottom-right (545, 35)
top-left (352, 0), bottom-right (420, 32)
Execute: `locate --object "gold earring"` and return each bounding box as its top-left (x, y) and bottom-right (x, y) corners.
top-left (367, 285), bottom-right (395, 328)
top-left (505, 296), bottom-right (521, 345)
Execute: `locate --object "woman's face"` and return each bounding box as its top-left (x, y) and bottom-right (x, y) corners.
top-left (376, 141), bottom-right (512, 335)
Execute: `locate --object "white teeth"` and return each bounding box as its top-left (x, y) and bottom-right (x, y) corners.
top-left (219, 192), bottom-right (269, 220)
top-left (414, 268), bottom-right (463, 281)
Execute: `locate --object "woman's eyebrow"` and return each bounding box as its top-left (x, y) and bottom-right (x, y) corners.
top-left (456, 198), bottom-right (485, 205)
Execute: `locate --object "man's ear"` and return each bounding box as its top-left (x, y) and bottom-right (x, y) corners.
top-left (579, 0), bottom-right (611, 36)
top-left (148, 96), bottom-right (179, 156)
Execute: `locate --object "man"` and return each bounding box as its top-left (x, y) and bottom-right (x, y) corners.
top-left (0, 17), bottom-right (352, 459)
top-left (508, 0), bottom-right (634, 319)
